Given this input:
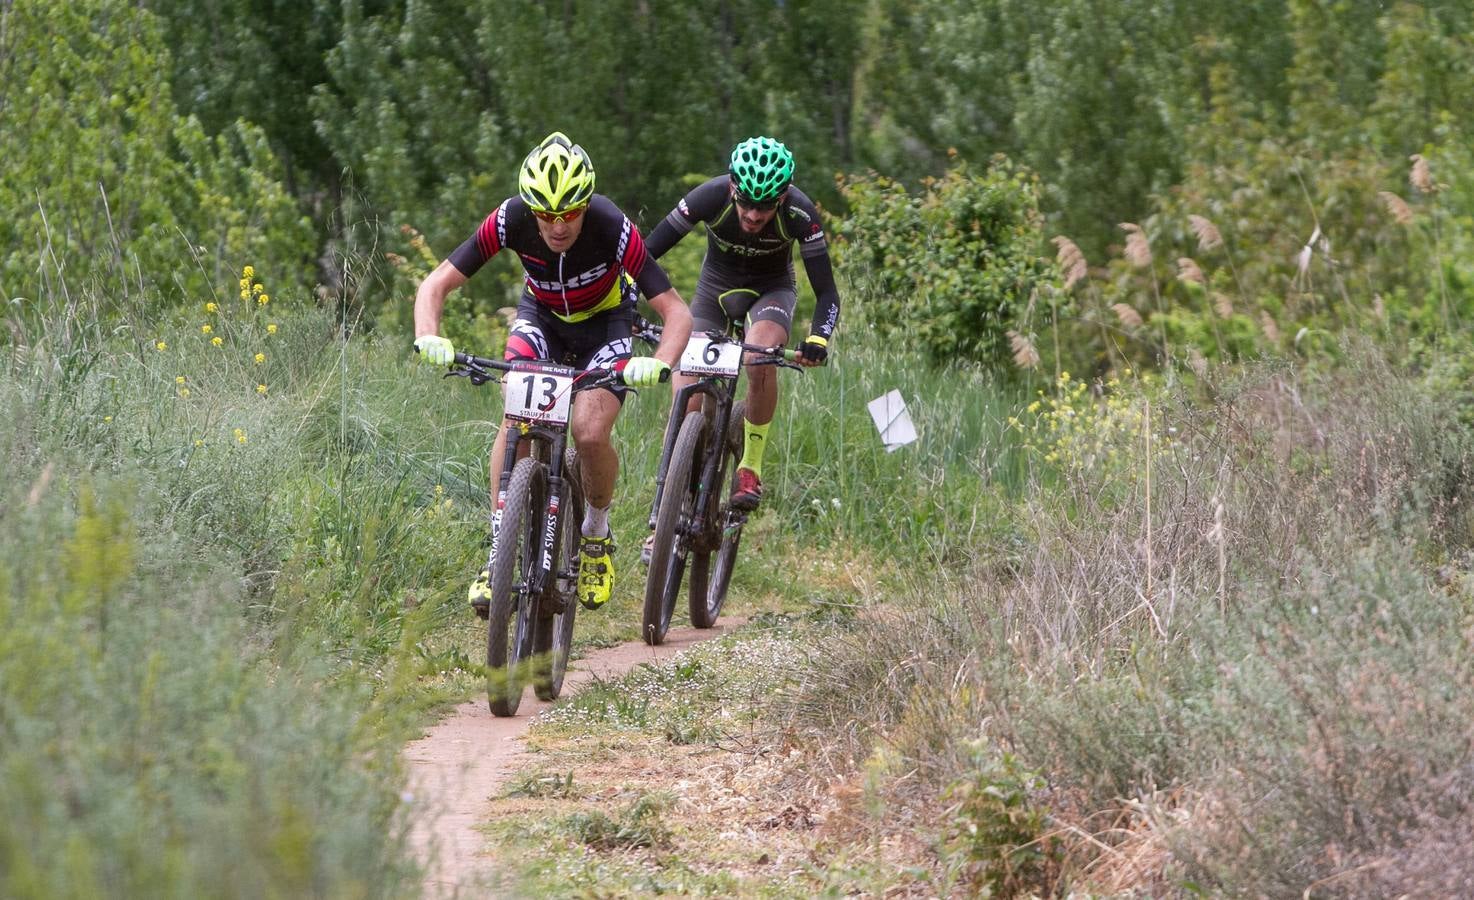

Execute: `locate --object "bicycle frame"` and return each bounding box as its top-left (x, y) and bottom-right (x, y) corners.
top-left (647, 326), bottom-right (745, 535)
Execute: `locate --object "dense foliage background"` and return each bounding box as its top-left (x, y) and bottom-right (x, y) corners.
top-left (5, 1), bottom-right (1474, 895)
top-left (6, 0), bottom-right (1471, 366)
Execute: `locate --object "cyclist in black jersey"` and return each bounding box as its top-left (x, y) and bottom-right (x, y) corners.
top-left (414, 132), bottom-right (692, 613)
top-left (644, 135), bottom-right (839, 513)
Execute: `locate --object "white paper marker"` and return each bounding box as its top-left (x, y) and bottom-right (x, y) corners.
top-left (867, 389), bottom-right (917, 452)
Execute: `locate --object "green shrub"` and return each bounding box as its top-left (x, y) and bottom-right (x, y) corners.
top-left (942, 741), bottom-right (1058, 897)
top-left (831, 155), bottom-right (1058, 369)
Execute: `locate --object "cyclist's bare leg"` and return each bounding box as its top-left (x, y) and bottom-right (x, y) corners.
top-left (742, 319), bottom-right (789, 426)
top-left (570, 388), bottom-right (622, 510)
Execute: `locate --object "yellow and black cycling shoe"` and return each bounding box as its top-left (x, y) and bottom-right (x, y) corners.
top-left (578, 534), bottom-right (615, 610)
top-left (468, 567), bottom-right (491, 620)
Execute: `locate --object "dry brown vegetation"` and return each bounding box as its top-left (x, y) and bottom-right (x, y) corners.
top-left (778, 344), bottom-right (1474, 896)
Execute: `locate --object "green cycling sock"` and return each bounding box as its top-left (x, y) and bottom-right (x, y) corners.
top-left (738, 418), bottom-right (771, 478)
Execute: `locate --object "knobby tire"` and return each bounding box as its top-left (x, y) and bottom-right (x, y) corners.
top-left (643, 411), bottom-right (704, 645)
top-left (486, 457), bottom-right (546, 717)
top-left (688, 401), bottom-right (745, 628)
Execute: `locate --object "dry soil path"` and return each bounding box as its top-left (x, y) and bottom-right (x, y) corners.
top-left (403, 622), bottom-right (738, 897)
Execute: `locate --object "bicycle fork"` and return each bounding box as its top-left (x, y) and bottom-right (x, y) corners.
top-left (537, 473), bottom-right (563, 596)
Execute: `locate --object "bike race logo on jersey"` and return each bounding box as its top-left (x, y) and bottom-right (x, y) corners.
top-left (526, 262), bottom-right (611, 294)
top-left (711, 233), bottom-right (787, 257)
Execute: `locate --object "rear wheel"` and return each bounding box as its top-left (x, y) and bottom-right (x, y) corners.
top-left (487, 457), bottom-right (545, 717)
top-left (643, 411), bottom-right (704, 645)
top-left (533, 449), bottom-right (583, 701)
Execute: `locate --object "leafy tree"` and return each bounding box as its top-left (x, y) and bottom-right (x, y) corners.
top-left (311, 0), bottom-right (863, 325)
top-left (146, 0), bottom-right (345, 199)
top-left (0, 1), bottom-right (312, 312)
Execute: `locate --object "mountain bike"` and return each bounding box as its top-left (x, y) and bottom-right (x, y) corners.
top-left (435, 351), bottom-right (625, 716)
top-left (635, 319), bottom-right (801, 645)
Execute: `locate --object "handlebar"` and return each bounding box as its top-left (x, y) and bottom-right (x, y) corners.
top-left (631, 316), bottom-right (810, 369)
top-left (415, 344), bottom-right (669, 389)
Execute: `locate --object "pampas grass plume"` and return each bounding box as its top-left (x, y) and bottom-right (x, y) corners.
top-left (1120, 223), bottom-right (1153, 268)
top-left (1410, 154), bottom-right (1435, 194)
top-left (1378, 191), bottom-right (1413, 225)
top-left (1052, 236), bottom-right (1088, 290)
top-left (1112, 303), bottom-right (1144, 329)
top-left (1188, 214), bottom-right (1223, 252)
top-left (1007, 330), bottom-right (1041, 369)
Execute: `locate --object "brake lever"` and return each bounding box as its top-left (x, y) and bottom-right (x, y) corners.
top-left (444, 366), bottom-right (500, 386)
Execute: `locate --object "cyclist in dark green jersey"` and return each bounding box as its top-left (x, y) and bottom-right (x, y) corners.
top-left (644, 136), bottom-right (839, 514)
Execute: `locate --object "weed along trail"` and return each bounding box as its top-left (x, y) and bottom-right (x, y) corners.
top-left (404, 623), bottom-right (739, 897)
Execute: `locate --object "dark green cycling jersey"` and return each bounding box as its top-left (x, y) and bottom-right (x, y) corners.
top-left (645, 176), bottom-right (840, 341)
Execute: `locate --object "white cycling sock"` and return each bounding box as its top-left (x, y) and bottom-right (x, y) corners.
top-left (582, 504), bottom-right (610, 538)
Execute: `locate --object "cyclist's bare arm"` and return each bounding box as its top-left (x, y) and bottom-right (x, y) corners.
top-left (645, 287), bottom-right (692, 368)
top-left (414, 259), bottom-right (469, 338)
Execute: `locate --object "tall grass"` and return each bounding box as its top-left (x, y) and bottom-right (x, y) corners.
top-left (0, 262), bottom-right (538, 895)
top-left (782, 341), bottom-right (1474, 894)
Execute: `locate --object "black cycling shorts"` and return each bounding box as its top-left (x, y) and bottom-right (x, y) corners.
top-left (689, 270), bottom-right (796, 336)
top-left (504, 293), bottom-right (633, 400)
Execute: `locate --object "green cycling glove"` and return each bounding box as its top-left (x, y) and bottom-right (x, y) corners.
top-left (415, 334), bottom-right (455, 366)
top-left (619, 356), bottom-right (670, 387)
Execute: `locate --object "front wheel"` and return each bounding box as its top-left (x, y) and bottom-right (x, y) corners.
top-left (533, 449), bottom-right (583, 701)
top-left (690, 402), bottom-right (745, 628)
top-left (486, 457), bottom-right (546, 717)
top-left (643, 411), bottom-right (704, 645)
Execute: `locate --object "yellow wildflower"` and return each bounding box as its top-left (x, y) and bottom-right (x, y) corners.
top-left (240, 289), bottom-right (250, 300)
top-left (242, 265), bottom-right (255, 279)
top-left (267, 324), bottom-right (278, 335)
top-left (104, 416), bottom-right (112, 423)
top-left (234, 428), bottom-right (247, 444)
top-left (201, 324), bottom-right (213, 334)
top-left (253, 283), bottom-right (263, 295)
top-left (254, 353), bottom-right (265, 364)
top-left (211, 336), bottom-right (223, 348)
top-left (256, 384), bottom-right (268, 395)
top-left (194, 439), bottom-right (204, 448)
top-left (179, 387), bottom-right (190, 398)
top-left (205, 302), bottom-right (218, 313)
top-left (257, 294), bottom-right (269, 306)
top-left (175, 376), bottom-right (186, 385)
top-left (155, 340), bottom-right (167, 351)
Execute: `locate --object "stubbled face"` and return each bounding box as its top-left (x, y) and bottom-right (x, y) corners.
top-left (730, 181), bottom-right (784, 234)
top-left (536, 210), bottom-right (586, 253)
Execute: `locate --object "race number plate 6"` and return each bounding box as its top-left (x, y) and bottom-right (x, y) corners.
top-left (503, 371), bottom-right (573, 424)
top-left (678, 337), bottom-right (742, 377)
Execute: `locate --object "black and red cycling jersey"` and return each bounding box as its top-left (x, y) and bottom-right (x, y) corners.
top-left (447, 194), bottom-right (673, 323)
top-left (645, 176), bottom-right (840, 341)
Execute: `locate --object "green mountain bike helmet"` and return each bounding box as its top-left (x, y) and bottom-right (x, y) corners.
top-left (729, 136), bottom-right (794, 204)
top-left (519, 132), bottom-right (596, 213)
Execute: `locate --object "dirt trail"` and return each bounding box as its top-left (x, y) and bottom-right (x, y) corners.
top-left (403, 623), bottom-right (737, 898)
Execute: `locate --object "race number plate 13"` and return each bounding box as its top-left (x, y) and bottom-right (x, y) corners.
top-left (503, 371), bottom-right (573, 424)
top-left (678, 337), bottom-right (742, 377)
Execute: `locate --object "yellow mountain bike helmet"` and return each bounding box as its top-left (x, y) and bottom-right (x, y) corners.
top-left (518, 132), bottom-right (596, 213)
